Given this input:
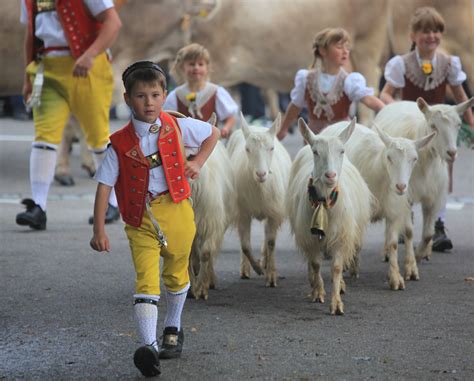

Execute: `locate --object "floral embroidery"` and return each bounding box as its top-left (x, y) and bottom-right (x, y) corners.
top-left (185, 92), bottom-right (197, 102)
top-left (421, 61), bottom-right (433, 75)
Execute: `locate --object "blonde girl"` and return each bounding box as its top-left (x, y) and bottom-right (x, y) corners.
top-left (277, 27), bottom-right (384, 140)
top-left (164, 43), bottom-right (238, 138)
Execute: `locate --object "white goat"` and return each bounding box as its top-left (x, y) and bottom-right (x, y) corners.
top-left (323, 121), bottom-right (435, 290)
top-left (187, 140), bottom-right (236, 300)
top-left (374, 97), bottom-right (474, 261)
top-left (227, 113), bottom-right (292, 287)
top-left (287, 118), bottom-right (374, 315)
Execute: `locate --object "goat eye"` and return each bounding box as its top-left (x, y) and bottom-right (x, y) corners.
top-left (313, 150), bottom-right (319, 156)
top-left (341, 149), bottom-right (345, 155)
top-left (270, 146), bottom-right (274, 151)
top-left (387, 155), bottom-right (392, 163)
top-left (245, 147), bottom-right (250, 153)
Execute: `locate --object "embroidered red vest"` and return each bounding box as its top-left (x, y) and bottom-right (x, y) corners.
top-left (26, 0), bottom-right (102, 62)
top-left (110, 112), bottom-right (191, 227)
top-left (304, 92), bottom-right (351, 134)
top-left (401, 78), bottom-right (447, 105)
top-left (401, 51), bottom-right (450, 105)
top-left (176, 93), bottom-right (217, 121)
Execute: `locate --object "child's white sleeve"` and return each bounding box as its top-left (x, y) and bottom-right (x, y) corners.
top-left (384, 56), bottom-right (405, 88)
top-left (178, 118), bottom-right (212, 149)
top-left (344, 72), bottom-right (374, 102)
top-left (215, 86), bottom-right (239, 120)
top-left (163, 89), bottom-right (178, 111)
top-left (20, 0), bottom-right (27, 24)
top-left (447, 56), bottom-right (467, 86)
top-left (93, 146), bottom-right (119, 187)
top-left (290, 69), bottom-right (308, 108)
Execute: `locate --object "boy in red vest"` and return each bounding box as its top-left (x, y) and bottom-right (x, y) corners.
top-left (90, 61), bottom-right (219, 377)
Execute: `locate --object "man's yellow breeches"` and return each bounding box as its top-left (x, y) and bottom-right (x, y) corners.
top-left (125, 194), bottom-right (196, 295)
top-left (26, 53), bottom-right (113, 149)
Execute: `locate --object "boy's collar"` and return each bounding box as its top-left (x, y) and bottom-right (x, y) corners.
top-left (131, 114), bottom-right (162, 137)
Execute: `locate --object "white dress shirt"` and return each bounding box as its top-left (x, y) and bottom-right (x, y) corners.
top-left (95, 115), bottom-right (212, 195)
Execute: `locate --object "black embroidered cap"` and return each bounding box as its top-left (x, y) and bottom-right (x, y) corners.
top-left (122, 61), bottom-right (166, 84)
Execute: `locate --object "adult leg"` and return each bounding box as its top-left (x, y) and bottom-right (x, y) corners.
top-left (72, 53), bottom-right (119, 224)
top-left (16, 61), bottom-right (70, 230)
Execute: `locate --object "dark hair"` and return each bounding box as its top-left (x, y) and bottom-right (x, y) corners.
top-left (122, 61), bottom-right (167, 93)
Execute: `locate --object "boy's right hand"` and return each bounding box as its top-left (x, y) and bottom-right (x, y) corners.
top-left (90, 232), bottom-right (110, 252)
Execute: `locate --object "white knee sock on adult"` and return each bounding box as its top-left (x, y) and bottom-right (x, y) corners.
top-left (30, 144), bottom-right (58, 210)
top-left (134, 294), bottom-right (160, 350)
top-left (92, 148), bottom-right (117, 208)
top-left (164, 283), bottom-right (190, 330)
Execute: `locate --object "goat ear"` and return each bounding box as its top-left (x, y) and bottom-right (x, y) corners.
top-left (268, 113), bottom-right (282, 137)
top-left (373, 122), bottom-right (392, 148)
top-left (298, 118), bottom-right (313, 144)
top-left (455, 97), bottom-right (474, 115)
top-left (416, 97), bottom-right (431, 115)
top-left (338, 117), bottom-right (356, 144)
top-left (239, 111), bottom-right (250, 139)
top-left (415, 131), bottom-right (437, 150)
top-left (207, 112), bottom-right (217, 126)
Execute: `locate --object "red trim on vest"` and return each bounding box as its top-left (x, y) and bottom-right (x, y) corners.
top-left (176, 93), bottom-right (217, 121)
top-left (110, 112), bottom-right (191, 227)
top-left (26, 0), bottom-right (102, 61)
top-left (402, 77), bottom-right (447, 105)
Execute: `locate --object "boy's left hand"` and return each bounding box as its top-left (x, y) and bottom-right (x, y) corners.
top-left (185, 160), bottom-right (201, 180)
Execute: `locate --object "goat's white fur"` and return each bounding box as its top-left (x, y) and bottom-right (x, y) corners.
top-left (227, 113), bottom-right (292, 287)
top-left (323, 121), bottom-right (435, 290)
top-left (188, 140), bottom-right (236, 300)
top-left (287, 118), bottom-right (374, 314)
top-left (374, 97), bottom-right (473, 260)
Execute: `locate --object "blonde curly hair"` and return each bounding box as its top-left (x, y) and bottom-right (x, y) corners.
top-left (171, 43), bottom-right (212, 84)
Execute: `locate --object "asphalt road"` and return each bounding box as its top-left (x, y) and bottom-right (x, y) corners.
top-left (1, 117), bottom-right (473, 380)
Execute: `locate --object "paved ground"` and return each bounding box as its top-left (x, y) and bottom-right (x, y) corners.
top-left (1, 117), bottom-right (473, 380)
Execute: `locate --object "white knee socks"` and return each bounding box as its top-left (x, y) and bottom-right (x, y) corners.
top-left (164, 283), bottom-right (190, 330)
top-left (134, 294), bottom-right (160, 350)
top-left (30, 143), bottom-right (58, 210)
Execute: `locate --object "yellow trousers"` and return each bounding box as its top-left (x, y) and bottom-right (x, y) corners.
top-left (125, 194), bottom-right (196, 295)
top-left (26, 53), bottom-right (113, 149)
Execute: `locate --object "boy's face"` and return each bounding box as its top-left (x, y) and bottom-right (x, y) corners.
top-left (124, 81), bottom-right (166, 124)
top-left (411, 29), bottom-right (441, 55)
top-left (183, 59), bottom-right (209, 83)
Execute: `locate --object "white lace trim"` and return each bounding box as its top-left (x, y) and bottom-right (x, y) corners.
top-left (175, 83), bottom-right (218, 118)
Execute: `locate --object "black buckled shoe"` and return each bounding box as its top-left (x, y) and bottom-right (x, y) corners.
top-left (133, 345), bottom-right (161, 377)
top-left (432, 218), bottom-right (453, 252)
top-left (16, 198), bottom-right (47, 230)
top-left (88, 203), bottom-right (120, 225)
top-left (159, 327), bottom-right (184, 359)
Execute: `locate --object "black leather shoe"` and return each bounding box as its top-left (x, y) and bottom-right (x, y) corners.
top-left (16, 199), bottom-right (47, 230)
top-left (88, 203), bottom-right (120, 225)
top-left (432, 218), bottom-right (453, 252)
top-left (159, 327), bottom-right (184, 359)
top-left (133, 345), bottom-right (161, 377)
